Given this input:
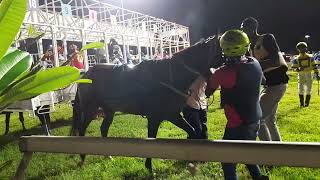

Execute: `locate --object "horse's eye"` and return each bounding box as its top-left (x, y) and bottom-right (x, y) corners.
top-left (256, 45), bottom-right (261, 49)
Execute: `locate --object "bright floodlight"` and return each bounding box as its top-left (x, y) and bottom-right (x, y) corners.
top-left (305, 35), bottom-right (311, 39)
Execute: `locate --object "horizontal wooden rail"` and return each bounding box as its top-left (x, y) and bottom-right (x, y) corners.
top-left (20, 136), bottom-right (320, 166)
top-left (15, 136), bottom-right (320, 179)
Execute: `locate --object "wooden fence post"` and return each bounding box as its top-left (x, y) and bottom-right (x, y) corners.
top-left (14, 152), bottom-right (33, 180)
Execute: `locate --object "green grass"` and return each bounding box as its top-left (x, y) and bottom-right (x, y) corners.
top-left (1, 71), bottom-right (320, 179)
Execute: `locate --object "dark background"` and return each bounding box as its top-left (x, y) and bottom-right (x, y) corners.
top-left (120, 0), bottom-right (319, 53)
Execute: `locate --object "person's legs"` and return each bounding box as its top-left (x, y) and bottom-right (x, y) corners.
top-left (199, 108), bottom-right (208, 139)
top-left (222, 127), bottom-right (240, 180)
top-left (259, 87), bottom-right (273, 141)
top-left (265, 84), bottom-right (287, 141)
top-left (298, 73), bottom-right (306, 107)
top-left (259, 85), bottom-right (287, 141)
top-left (182, 106), bottom-right (201, 139)
top-left (305, 72), bottom-right (313, 107)
top-left (243, 123), bottom-right (263, 179)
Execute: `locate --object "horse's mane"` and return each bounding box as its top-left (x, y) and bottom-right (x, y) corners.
top-left (169, 35), bottom-right (216, 63)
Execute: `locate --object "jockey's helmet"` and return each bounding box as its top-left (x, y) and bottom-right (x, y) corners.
top-left (296, 42), bottom-right (308, 52)
top-left (220, 29), bottom-right (250, 57)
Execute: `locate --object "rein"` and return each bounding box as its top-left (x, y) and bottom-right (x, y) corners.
top-left (159, 35), bottom-right (220, 99)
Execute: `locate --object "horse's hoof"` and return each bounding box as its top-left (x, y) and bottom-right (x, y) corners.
top-left (77, 161), bottom-right (85, 167)
top-left (187, 162), bottom-right (198, 176)
top-left (105, 155), bottom-right (113, 160)
top-left (147, 172), bottom-right (156, 179)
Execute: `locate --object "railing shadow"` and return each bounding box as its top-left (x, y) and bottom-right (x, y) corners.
top-left (0, 118), bottom-right (72, 150)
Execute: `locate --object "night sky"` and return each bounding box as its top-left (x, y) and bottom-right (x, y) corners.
top-left (121, 0), bottom-right (319, 53)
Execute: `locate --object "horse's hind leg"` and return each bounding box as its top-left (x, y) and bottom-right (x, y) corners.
top-left (145, 116), bottom-right (161, 173)
top-left (100, 109), bottom-right (115, 137)
top-left (18, 112), bottom-right (26, 131)
top-left (79, 105), bottom-right (98, 166)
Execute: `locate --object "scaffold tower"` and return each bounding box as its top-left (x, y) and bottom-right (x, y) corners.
top-left (21, 0), bottom-right (191, 69)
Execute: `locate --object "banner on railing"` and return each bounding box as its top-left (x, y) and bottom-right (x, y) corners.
top-left (28, 0), bottom-right (38, 10)
top-left (61, 3), bottom-right (72, 17)
top-left (89, 10), bottom-right (98, 22)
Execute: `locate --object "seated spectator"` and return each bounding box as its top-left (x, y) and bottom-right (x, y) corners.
top-left (69, 44), bottom-right (84, 70)
top-left (97, 40), bottom-right (107, 63)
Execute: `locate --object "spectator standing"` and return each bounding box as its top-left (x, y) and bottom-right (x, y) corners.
top-left (241, 17), bottom-right (289, 142)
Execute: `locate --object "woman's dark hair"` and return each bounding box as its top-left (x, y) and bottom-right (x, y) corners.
top-left (261, 33), bottom-right (280, 58)
top-left (241, 17), bottom-right (259, 31)
top-left (110, 38), bottom-right (118, 45)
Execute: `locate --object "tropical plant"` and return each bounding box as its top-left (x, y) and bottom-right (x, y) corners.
top-left (0, 0), bottom-right (97, 110)
top-left (0, 0), bottom-right (79, 172)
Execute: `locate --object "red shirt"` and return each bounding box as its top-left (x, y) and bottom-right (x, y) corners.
top-left (71, 52), bottom-right (84, 69)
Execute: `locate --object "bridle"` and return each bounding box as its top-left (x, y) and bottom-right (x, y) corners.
top-left (159, 35), bottom-right (222, 99)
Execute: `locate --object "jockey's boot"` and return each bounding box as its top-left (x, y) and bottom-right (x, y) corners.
top-left (305, 95), bottom-right (311, 107)
top-left (299, 95), bottom-right (304, 107)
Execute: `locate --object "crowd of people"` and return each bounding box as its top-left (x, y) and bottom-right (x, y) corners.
top-left (41, 42), bottom-right (84, 70)
top-left (183, 17), bottom-right (320, 180)
top-left (40, 37), bottom-right (174, 70)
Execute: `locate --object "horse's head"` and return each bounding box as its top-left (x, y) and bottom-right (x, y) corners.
top-left (173, 35), bottom-right (224, 76)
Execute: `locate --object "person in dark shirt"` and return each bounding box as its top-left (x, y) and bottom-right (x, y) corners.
top-left (206, 29), bottom-right (268, 180)
top-left (241, 17), bottom-right (289, 142)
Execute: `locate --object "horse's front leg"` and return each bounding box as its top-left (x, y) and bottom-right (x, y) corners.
top-left (145, 116), bottom-right (161, 173)
top-left (18, 112), bottom-right (26, 131)
top-left (100, 109), bottom-right (115, 137)
top-left (4, 112), bottom-right (11, 135)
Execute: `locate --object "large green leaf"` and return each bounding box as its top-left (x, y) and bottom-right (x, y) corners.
top-left (0, 48), bottom-right (30, 81)
top-left (0, 52), bottom-right (32, 93)
top-left (74, 79), bottom-right (92, 84)
top-left (0, 0), bottom-right (27, 60)
top-left (27, 24), bottom-right (34, 35)
top-left (0, 66), bottom-right (80, 108)
top-left (80, 42), bottom-right (104, 52)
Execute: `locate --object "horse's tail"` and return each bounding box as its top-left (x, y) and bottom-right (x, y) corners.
top-left (70, 88), bottom-right (81, 136)
top-left (70, 68), bottom-right (96, 136)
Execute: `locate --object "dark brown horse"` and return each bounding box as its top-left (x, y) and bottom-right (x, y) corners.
top-left (71, 36), bottom-right (223, 171)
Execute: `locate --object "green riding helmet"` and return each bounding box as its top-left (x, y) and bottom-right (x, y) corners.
top-left (296, 42), bottom-right (308, 52)
top-left (220, 29), bottom-right (250, 57)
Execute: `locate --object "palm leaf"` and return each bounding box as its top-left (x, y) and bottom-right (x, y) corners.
top-left (0, 51), bottom-right (32, 93)
top-left (0, 66), bottom-right (80, 108)
top-left (80, 42), bottom-right (104, 52)
top-left (74, 79), bottom-right (92, 84)
top-left (0, 0), bottom-right (27, 60)
top-left (0, 48), bottom-right (30, 81)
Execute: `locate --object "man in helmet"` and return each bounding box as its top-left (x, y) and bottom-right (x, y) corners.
top-left (292, 42), bottom-right (319, 107)
top-left (205, 30), bottom-right (268, 180)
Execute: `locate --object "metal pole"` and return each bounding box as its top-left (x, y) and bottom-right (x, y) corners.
top-left (51, 26), bottom-right (59, 67)
top-left (121, 0), bottom-right (125, 27)
top-left (137, 37), bottom-right (142, 63)
top-left (104, 32), bottom-right (110, 63)
top-left (81, 29), bottom-right (89, 71)
top-left (122, 35), bottom-right (127, 64)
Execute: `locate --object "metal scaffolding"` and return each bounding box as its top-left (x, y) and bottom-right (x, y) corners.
top-left (22, 0), bottom-right (191, 69)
